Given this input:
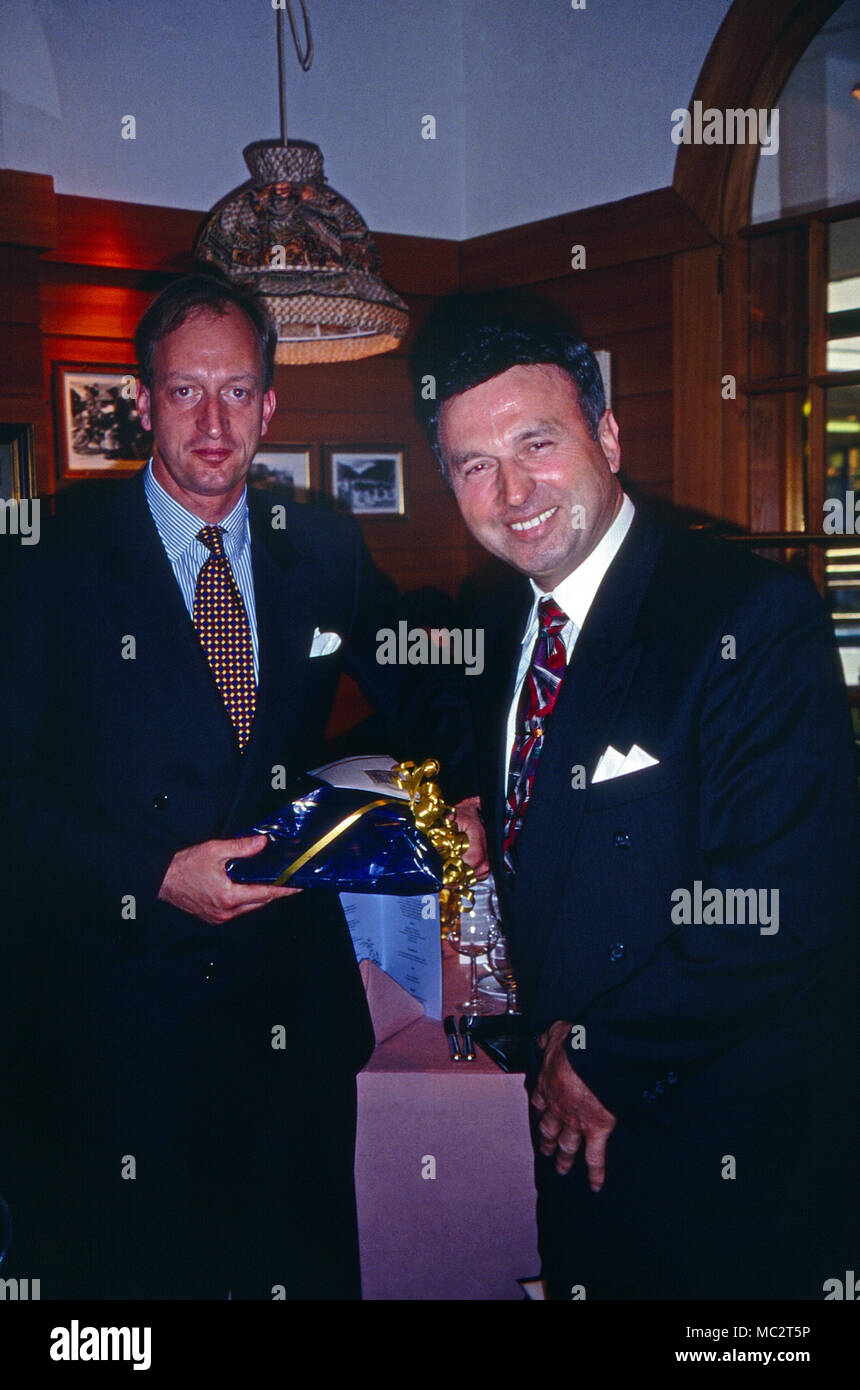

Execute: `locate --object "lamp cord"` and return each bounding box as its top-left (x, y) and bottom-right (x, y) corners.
top-left (277, 1), bottom-right (314, 146)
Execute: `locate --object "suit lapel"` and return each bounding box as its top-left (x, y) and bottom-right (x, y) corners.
top-left (102, 475), bottom-right (241, 776)
top-left (506, 509), bottom-right (665, 986)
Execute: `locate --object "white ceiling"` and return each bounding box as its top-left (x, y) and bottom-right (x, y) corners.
top-left (0, 0), bottom-right (733, 238)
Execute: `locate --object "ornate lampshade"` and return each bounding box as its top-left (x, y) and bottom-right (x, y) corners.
top-left (194, 139), bottom-right (409, 364)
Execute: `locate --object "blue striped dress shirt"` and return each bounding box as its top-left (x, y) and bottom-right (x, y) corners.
top-left (143, 460), bottom-right (260, 681)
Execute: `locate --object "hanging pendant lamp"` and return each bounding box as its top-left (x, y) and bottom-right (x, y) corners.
top-left (194, 1), bottom-right (408, 364)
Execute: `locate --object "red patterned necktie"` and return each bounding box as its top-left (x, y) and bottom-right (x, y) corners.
top-left (503, 596), bottom-right (569, 873)
top-left (193, 525), bottom-right (257, 751)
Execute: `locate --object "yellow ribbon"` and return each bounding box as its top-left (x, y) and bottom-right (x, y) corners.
top-left (274, 797), bottom-right (394, 885)
top-left (392, 759), bottom-right (476, 933)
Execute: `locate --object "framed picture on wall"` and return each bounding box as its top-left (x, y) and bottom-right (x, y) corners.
top-left (54, 363), bottom-right (150, 480)
top-left (325, 445), bottom-right (406, 517)
top-left (0, 423), bottom-right (36, 501)
top-left (248, 445), bottom-right (314, 498)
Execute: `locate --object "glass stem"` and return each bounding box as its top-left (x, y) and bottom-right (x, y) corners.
top-left (469, 954), bottom-right (481, 1011)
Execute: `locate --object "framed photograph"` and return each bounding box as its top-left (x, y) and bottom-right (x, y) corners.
top-left (326, 445), bottom-right (406, 516)
top-left (248, 446), bottom-right (313, 498)
top-left (54, 363), bottom-right (150, 479)
top-left (0, 423), bottom-right (36, 501)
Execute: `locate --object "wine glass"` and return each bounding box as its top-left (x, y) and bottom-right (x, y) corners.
top-left (448, 882), bottom-right (500, 1015)
top-left (485, 934), bottom-right (521, 1014)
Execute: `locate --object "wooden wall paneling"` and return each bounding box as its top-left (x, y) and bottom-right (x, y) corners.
top-left (673, 245), bottom-right (724, 522)
top-left (0, 171), bottom-right (57, 250)
top-left (39, 278), bottom-right (156, 342)
top-left (0, 249), bottom-right (44, 403)
top-left (270, 352), bottom-right (416, 419)
top-left (460, 188), bottom-right (713, 291)
top-left (45, 195), bottom-right (200, 272)
top-left (721, 233), bottom-right (749, 528)
top-left (601, 325), bottom-right (672, 400)
top-left (374, 234), bottom-right (460, 297)
top-left (0, 248), bottom-right (43, 326)
top-left (265, 407), bottom-right (425, 446)
top-left (614, 393), bottom-right (673, 494)
top-left (533, 256), bottom-right (673, 337)
top-left (0, 322), bottom-right (44, 402)
top-left (747, 227), bottom-right (808, 381)
top-left (748, 392), bottom-right (807, 532)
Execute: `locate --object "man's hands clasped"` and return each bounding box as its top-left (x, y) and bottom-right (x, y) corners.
top-left (531, 1020), bottom-right (617, 1191)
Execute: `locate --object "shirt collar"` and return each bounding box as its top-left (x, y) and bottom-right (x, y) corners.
top-left (143, 458), bottom-right (248, 562)
top-left (527, 491), bottom-right (635, 634)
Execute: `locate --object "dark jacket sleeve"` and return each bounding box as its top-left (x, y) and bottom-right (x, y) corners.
top-left (0, 526), bottom-right (175, 938)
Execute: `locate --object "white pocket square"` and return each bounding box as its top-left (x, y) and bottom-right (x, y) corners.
top-left (592, 743), bottom-right (659, 783)
top-left (309, 627), bottom-right (342, 657)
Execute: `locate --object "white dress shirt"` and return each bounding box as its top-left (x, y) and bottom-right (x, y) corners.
top-left (505, 493), bottom-right (635, 767)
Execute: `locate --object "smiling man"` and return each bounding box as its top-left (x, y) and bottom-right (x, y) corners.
top-left (438, 360), bottom-right (623, 591)
top-left (413, 294), bottom-right (858, 1301)
top-left (0, 274), bottom-right (482, 1300)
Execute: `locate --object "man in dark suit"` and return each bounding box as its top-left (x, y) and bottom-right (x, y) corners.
top-left (412, 296), bottom-right (858, 1300)
top-left (0, 275), bottom-right (483, 1299)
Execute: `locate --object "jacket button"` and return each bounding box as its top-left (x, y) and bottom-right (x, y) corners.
top-left (153, 793), bottom-right (169, 810)
top-left (608, 942), bottom-right (626, 962)
top-left (613, 831), bottom-right (631, 848)
top-left (204, 961), bottom-right (217, 981)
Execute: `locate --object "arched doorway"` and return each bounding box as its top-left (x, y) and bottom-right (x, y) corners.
top-left (670, 0), bottom-right (860, 697)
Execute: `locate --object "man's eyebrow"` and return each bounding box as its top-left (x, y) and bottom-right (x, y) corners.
top-left (449, 447), bottom-right (485, 470)
top-left (515, 419), bottom-right (562, 440)
top-left (448, 420), bottom-right (562, 470)
top-left (161, 371), bottom-right (259, 384)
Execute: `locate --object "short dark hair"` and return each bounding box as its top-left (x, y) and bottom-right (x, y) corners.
top-left (134, 273), bottom-right (278, 390)
top-left (410, 292), bottom-right (606, 479)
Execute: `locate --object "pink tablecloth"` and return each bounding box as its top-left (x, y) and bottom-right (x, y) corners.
top-left (355, 950), bottom-right (540, 1300)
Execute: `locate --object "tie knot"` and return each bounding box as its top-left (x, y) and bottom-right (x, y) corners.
top-left (197, 525), bottom-right (225, 558)
top-left (538, 596), bottom-right (568, 634)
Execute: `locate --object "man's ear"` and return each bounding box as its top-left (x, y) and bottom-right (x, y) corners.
top-left (598, 409), bottom-right (621, 474)
top-left (260, 388), bottom-right (277, 436)
top-left (136, 379), bottom-right (152, 433)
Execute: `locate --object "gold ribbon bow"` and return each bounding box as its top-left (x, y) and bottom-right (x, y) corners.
top-left (393, 759), bottom-right (476, 936)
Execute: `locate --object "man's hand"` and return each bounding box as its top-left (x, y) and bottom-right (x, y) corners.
top-left (158, 834), bottom-right (301, 925)
top-left (453, 796), bottom-right (490, 879)
top-left (531, 1020), bottom-right (617, 1190)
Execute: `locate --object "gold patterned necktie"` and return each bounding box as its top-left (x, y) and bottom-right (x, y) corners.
top-left (193, 525), bottom-right (256, 751)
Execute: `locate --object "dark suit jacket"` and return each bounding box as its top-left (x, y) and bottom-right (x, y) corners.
top-left (0, 473), bottom-right (473, 1296)
top-left (471, 505), bottom-right (858, 1297)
